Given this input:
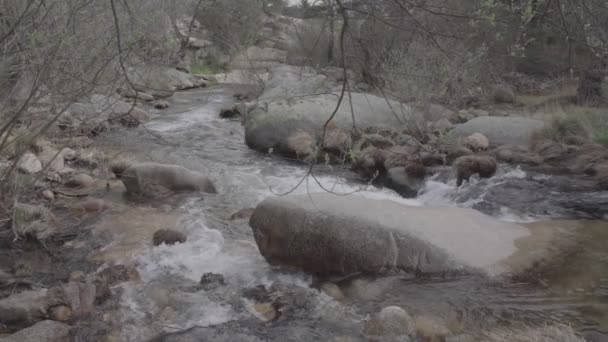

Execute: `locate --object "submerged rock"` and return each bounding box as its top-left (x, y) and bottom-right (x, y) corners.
top-left (364, 306), bottom-right (415, 337)
top-left (385, 166), bottom-right (425, 198)
top-left (319, 283), bottom-right (344, 301)
top-left (415, 315), bottom-right (451, 341)
top-left (199, 273), bottom-right (225, 291)
top-left (154, 100), bottom-right (170, 110)
top-left (153, 229), bottom-right (187, 246)
top-left (249, 193), bottom-right (540, 277)
top-left (453, 155), bottom-right (497, 186)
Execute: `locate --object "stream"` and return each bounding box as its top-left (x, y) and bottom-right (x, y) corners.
top-left (101, 86), bottom-right (608, 341)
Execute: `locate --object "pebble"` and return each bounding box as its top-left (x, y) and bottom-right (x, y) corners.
top-left (49, 305), bottom-right (72, 322)
top-left (41, 190), bottom-right (55, 201)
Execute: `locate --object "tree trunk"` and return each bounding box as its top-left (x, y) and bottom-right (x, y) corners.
top-left (327, 0), bottom-right (335, 65)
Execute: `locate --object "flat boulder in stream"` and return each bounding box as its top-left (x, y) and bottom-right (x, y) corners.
top-left (250, 193), bottom-right (549, 277)
top-left (245, 93), bottom-right (407, 155)
top-left (114, 162), bottom-right (216, 198)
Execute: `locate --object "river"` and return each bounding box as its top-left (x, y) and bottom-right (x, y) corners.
top-left (101, 86), bottom-right (607, 341)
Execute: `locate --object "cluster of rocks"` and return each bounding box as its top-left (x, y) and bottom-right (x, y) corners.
top-left (229, 64), bottom-right (608, 194)
top-left (0, 264), bottom-right (138, 340)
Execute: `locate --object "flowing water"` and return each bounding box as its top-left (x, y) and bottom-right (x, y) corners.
top-left (101, 87), bottom-right (608, 341)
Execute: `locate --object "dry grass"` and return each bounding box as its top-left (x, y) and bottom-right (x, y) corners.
top-left (536, 103), bottom-right (608, 145)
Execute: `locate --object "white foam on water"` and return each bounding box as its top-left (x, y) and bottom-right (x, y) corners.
top-left (118, 282), bottom-right (235, 341)
top-left (418, 167), bottom-right (533, 222)
top-left (259, 170), bottom-right (421, 206)
top-left (146, 107), bottom-right (220, 133)
top-left (496, 206), bottom-right (539, 223)
top-left (500, 166), bottom-right (527, 179)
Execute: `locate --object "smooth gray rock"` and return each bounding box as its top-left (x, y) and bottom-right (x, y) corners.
top-left (61, 94), bottom-right (149, 133)
top-left (231, 46), bottom-right (287, 70)
top-left (0, 289), bottom-right (58, 330)
top-left (249, 193), bottom-right (533, 276)
top-left (246, 93), bottom-right (409, 154)
top-left (259, 65), bottom-right (332, 101)
top-left (17, 153), bottom-right (42, 174)
top-left (117, 162), bottom-right (216, 198)
top-left (364, 306), bottom-right (415, 337)
top-left (0, 320), bottom-right (71, 342)
top-left (128, 66), bottom-right (201, 97)
top-left (452, 116), bottom-right (545, 147)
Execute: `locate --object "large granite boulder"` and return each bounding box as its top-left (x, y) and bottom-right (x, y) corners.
top-left (245, 92), bottom-right (409, 155)
top-left (249, 193), bottom-right (557, 277)
top-left (230, 46), bottom-right (287, 70)
top-left (258, 65), bottom-right (332, 102)
top-left (127, 65), bottom-right (204, 97)
top-left (452, 117), bottom-right (545, 147)
top-left (61, 95), bottom-right (149, 134)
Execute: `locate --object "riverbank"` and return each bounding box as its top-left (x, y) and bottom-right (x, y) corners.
top-left (0, 82), bottom-right (606, 341)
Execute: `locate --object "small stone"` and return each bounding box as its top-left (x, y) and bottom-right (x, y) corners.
top-left (153, 229), bottom-right (187, 246)
top-left (57, 167), bottom-right (77, 175)
top-left (471, 109), bottom-right (489, 117)
top-left (94, 264), bottom-right (140, 303)
top-left (69, 271), bottom-right (86, 282)
top-left (463, 132), bottom-right (490, 151)
top-left (456, 110), bottom-right (475, 123)
top-left (48, 305), bottom-right (72, 322)
top-left (252, 302), bottom-right (277, 322)
top-left (219, 105), bottom-right (240, 119)
top-left (430, 118), bottom-right (454, 133)
top-left (415, 315), bottom-right (451, 341)
top-left (159, 306), bottom-right (177, 321)
top-left (154, 101), bottom-right (169, 109)
top-left (61, 148), bottom-right (77, 161)
top-left (446, 146), bottom-right (474, 164)
top-left (46, 173), bottom-right (61, 182)
top-left (136, 92), bottom-right (155, 102)
top-left (60, 282), bottom-right (96, 318)
top-left (38, 146), bottom-right (65, 172)
top-left (18, 152), bottom-right (42, 174)
top-left (41, 190), bottom-right (55, 201)
top-left (364, 306), bottom-right (415, 337)
top-left (492, 84), bottom-right (515, 104)
top-left (229, 208), bottom-right (255, 220)
top-left (199, 272), bottom-right (225, 291)
top-left (320, 282), bottom-right (344, 301)
top-left (65, 173), bottom-right (94, 188)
